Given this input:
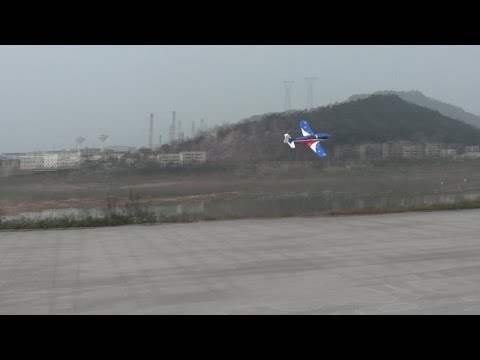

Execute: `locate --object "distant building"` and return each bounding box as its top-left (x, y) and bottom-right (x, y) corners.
top-left (424, 143), bottom-right (446, 157)
top-left (382, 142), bottom-right (403, 158)
top-left (333, 145), bottom-right (357, 160)
top-left (80, 148), bottom-right (103, 161)
top-left (104, 146), bottom-right (137, 153)
top-left (20, 155), bottom-right (45, 169)
top-left (465, 146), bottom-right (480, 154)
top-left (2, 153), bottom-right (45, 169)
top-left (357, 144), bottom-right (383, 160)
top-left (180, 151), bottom-right (207, 164)
top-left (156, 153), bottom-right (182, 166)
top-left (402, 144), bottom-right (423, 159)
top-left (2, 151), bottom-right (81, 170)
top-left (462, 152), bottom-right (480, 159)
top-left (0, 158), bottom-right (20, 169)
top-left (80, 148), bottom-right (102, 156)
top-left (155, 151), bottom-right (207, 166)
top-left (440, 149), bottom-right (457, 157)
top-left (44, 151), bottom-right (81, 169)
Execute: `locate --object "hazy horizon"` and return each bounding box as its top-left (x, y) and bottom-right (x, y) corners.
top-left (1, 45), bottom-right (479, 153)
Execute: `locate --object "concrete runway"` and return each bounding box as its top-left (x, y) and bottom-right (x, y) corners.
top-left (1, 209), bottom-right (480, 314)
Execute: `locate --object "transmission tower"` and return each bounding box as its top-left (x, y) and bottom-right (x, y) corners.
top-left (305, 77), bottom-right (317, 110)
top-left (191, 121), bottom-right (195, 137)
top-left (283, 80), bottom-right (294, 111)
top-left (75, 137), bottom-right (85, 151)
top-left (98, 134), bottom-right (108, 151)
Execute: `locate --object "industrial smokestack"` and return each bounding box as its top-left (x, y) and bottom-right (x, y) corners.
top-left (149, 113), bottom-right (154, 149)
top-left (170, 111), bottom-right (176, 144)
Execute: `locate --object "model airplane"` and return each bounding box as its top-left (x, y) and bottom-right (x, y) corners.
top-left (284, 120), bottom-right (330, 158)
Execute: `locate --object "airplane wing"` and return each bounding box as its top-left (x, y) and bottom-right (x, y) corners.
top-left (309, 141), bottom-right (327, 158)
top-left (300, 120), bottom-right (314, 136)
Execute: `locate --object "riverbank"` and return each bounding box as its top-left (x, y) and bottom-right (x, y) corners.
top-left (2, 199), bottom-right (480, 230)
top-left (2, 159), bottom-right (480, 229)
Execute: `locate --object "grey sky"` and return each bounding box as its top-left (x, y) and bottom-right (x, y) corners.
top-left (1, 45), bottom-right (479, 153)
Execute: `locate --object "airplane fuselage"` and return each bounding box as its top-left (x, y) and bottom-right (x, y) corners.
top-left (292, 133), bottom-right (330, 145)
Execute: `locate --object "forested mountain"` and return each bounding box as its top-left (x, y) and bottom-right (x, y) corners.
top-left (167, 94), bottom-right (480, 163)
top-left (348, 90), bottom-right (480, 128)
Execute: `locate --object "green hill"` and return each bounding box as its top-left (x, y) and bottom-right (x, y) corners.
top-left (348, 90), bottom-right (480, 128)
top-left (168, 94), bottom-right (480, 163)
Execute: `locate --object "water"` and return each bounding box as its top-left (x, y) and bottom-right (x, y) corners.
top-left (2, 190), bottom-right (480, 222)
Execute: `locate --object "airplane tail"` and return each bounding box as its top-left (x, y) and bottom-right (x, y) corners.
top-left (284, 134), bottom-right (295, 148)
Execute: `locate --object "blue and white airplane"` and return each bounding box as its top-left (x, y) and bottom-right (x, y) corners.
top-left (284, 120), bottom-right (330, 158)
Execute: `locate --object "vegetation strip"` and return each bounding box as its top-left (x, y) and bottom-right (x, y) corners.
top-left (2, 200), bottom-right (480, 230)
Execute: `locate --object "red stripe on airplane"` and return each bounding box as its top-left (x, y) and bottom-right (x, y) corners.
top-left (294, 140), bottom-right (317, 147)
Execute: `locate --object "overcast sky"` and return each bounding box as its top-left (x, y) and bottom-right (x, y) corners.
top-left (1, 45), bottom-right (479, 153)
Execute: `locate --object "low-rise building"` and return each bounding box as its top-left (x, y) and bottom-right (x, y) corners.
top-left (0, 158), bottom-right (20, 169)
top-left (462, 152), bottom-right (480, 159)
top-left (402, 144), bottom-right (423, 159)
top-left (43, 151), bottom-right (81, 169)
top-left (2, 151), bottom-right (81, 170)
top-left (80, 148), bottom-right (102, 160)
top-left (154, 151), bottom-right (207, 166)
top-left (333, 145), bottom-right (357, 160)
top-left (156, 153), bottom-right (182, 166)
top-left (180, 151), bottom-right (207, 164)
top-left (357, 144), bottom-right (383, 160)
top-left (104, 146), bottom-right (137, 153)
top-left (465, 146), bottom-right (480, 154)
top-left (382, 142), bottom-right (403, 158)
top-left (3, 153), bottom-right (45, 169)
top-left (424, 143), bottom-right (446, 157)
top-left (440, 149), bottom-right (457, 157)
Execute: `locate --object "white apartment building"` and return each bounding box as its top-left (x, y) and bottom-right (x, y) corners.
top-left (156, 153), bottom-right (182, 166)
top-left (462, 152), bottom-right (480, 159)
top-left (402, 144), bottom-right (423, 159)
top-left (155, 151), bottom-right (207, 166)
top-left (440, 149), bottom-right (457, 157)
top-left (3, 153), bottom-right (45, 169)
top-left (465, 146), bottom-right (480, 153)
top-left (0, 158), bottom-right (20, 169)
top-left (2, 151), bottom-right (81, 170)
top-left (180, 151), bottom-right (207, 164)
top-left (424, 143), bottom-right (446, 157)
top-left (357, 144), bottom-right (383, 160)
top-left (44, 151), bottom-right (81, 169)
top-left (381, 143), bottom-right (403, 158)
